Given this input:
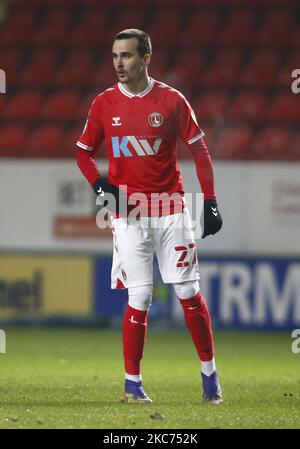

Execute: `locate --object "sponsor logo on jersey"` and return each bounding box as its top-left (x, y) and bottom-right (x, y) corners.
top-left (148, 112), bottom-right (163, 127)
top-left (111, 136), bottom-right (162, 157)
top-left (112, 116), bottom-right (122, 126)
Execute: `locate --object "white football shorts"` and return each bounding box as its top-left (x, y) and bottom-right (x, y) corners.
top-left (111, 208), bottom-right (200, 289)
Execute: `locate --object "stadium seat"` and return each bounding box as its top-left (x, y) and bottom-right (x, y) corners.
top-left (255, 9), bottom-right (293, 45)
top-left (251, 128), bottom-right (292, 160)
top-left (4, 92), bottom-right (42, 120)
top-left (290, 133), bottom-right (300, 160)
top-left (68, 10), bottom-right (110, 44)
top-left (268, 95), bottom-right (300, 123)
top-left (111, 8), bottom-right (146, 32)
top-left (54, 48), bottom-right (95, 87)
top-left (0, 95), bottom-right (6, 116)
top-left (240, 50), bottom-right (279, 88)
top-left (182, 11), bottom-right (219, 45)
top-left (20, 50), bottom-right (59, 86)
top-left (41, 8), bottom-right (74, 28)
top-left (92, 63), bottom-right (116, 89)
top-left (213, 126), bottom-right (253, 160)
top-left (0, 126), bottom-right (28, 157)
top-left (239, 63), bottom-right (276, 88)
top-left (40, 93), bottom-right (79, 121)
top-left (147, 9), bottom-right (184, 45)
top-left (173, 49), bottom-right (205, 85)
top-left (33, 22), bottom-right (69, 45)
top-left (201, 61), bottom-right (239, 88)
top-left (226, 93), bottom-right (267, 124)
top-left (0, 49), bottom-right (23, 85)
top-left (0, 8), bottom-right (36, 45)
top-left (63, 125), bottom-right (83, 157)
top-left (27, 126), bottom-right (65, 157)
top-left (194, 93), bottom-right (228, 122)
top-left (216, 9), bottom-right (256, 45)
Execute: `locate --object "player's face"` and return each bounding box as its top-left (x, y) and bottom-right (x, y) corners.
top-left (112, 38), bottom-right (148, 85)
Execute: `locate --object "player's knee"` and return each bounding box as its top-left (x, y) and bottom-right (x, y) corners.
top-left (173, 280), bottom-right (200, 300)
top-left (128, 284), bottom-right (153, 311)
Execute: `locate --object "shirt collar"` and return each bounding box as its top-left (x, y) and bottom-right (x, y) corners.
top-left (118, 77), bottom-right (154, 98)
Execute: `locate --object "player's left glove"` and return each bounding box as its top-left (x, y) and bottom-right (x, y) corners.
top-left (202, 199), bottom-right (223, 238)
top-left (93, 177), bottom-right (127, 214)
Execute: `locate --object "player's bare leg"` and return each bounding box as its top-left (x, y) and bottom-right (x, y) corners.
top-left (174, 280), bottom-right (223, 404)
top-left (120, 285), bottom-right (153, 403)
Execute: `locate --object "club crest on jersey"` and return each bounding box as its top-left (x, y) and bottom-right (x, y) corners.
top-left (148, 112), bottom-right (163, 127)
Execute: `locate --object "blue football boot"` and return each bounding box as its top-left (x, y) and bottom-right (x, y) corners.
top-left (120, 379), bottom-right (153, 403)
top-left (201, 371), bottom-right (223, 404)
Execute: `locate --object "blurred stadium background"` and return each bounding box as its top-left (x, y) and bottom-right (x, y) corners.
top-left (0, 0), bottom-right (299, 333)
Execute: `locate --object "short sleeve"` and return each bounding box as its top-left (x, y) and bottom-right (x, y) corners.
top-left (76, 96), bottom-right (104, 153)
top-left (177, 94), bottom-right (205, 145)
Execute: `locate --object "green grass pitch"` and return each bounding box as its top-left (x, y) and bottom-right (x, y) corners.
top-left (0, 328), bottom-right (299, 429)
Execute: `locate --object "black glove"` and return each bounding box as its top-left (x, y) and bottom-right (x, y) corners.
top-left (93, 177), bottom-right (127, 214)
top-left (202, 199), bottom-right (223, 238)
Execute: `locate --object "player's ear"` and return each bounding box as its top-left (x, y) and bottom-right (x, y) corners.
top-left (144, 53), bottom-right (151, 67)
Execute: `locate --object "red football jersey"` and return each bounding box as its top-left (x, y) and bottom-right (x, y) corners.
top-left (77, 78), bottom-right (204, 215)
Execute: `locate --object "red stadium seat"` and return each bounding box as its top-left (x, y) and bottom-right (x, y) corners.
top-left (239, 64), bottom-right (276, 88)
top-left (201, 62), bottom-right (239, 88)
top-left (92, 63), bottom-right (116, 89)
top-left (20, 50), bottom-right (59, 86)
top-left (62, 125), bottom-right (84, 157)
top-left (27, 126), bottom-right (65, 157)
top-left (41, 8), bottom-right (74, 28)
top-left (183, 10), bottom-right (219, 44)
top-left (290, 133), bottom-right (300, 160)
top-left (4, 92), bottom-right (42, 120)
top-left (111, 8), bottom-right (146, 33)
top-left (0, 9), bottom-right (36, 45)
top-left (227, 93), bottom-right (267, 124)
top-left (194, 93), bottom-right (228, 122)
top-left (33, 23), bottom-right (69, 45)
top-left (200, 49), bottom-right (242, 88)
top-left (0, 95), bottom-right (6, 116)
top-left (0, 49), bottom-right (23, 85)
top-left (54, 49), bottom-right (95, 87)
top-left (214, 126), bottom-right (253, 160)
top-left (40, 93), bottom-right (79, 121)
top-left (240, 50), bottom-right (279, 88)
top-left (210, 49), bottom-right (242, 67)
top-left (268, 95), bottom-right (300, 123)
top-left (251, 128), bottom-right (292, 160)
top-left (217, 10), bottom-right (256, 46)
top-left (68, 10), bottom-right (109, 44)
top-left (0, 126), bottom-right (28, 157)
top-left (255, 10), bottom-right (293, 45)
top-left (173, 49), bottom-right (205, 85)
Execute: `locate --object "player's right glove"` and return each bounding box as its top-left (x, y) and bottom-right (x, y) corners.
top-left (202, 199), bottom-right (223, 238)
top-left (93, 177), bottom-right (127, 214)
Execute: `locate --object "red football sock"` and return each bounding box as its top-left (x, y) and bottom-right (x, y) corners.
top-left (179, 292), bottom-right (214, 362)
top-left (122, 304), bottom-right (148, 375)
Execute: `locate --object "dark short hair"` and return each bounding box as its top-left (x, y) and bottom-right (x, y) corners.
top-left (114, 29), bottom-right (152, 57)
